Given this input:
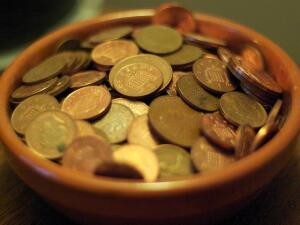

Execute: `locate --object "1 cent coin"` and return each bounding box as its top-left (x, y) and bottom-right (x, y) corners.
top-left (241, 45), bottom-right (265, 72)
top-left (183, 33), bottom-right (226, 49)
top-left (47, 75), bottom-right (70, 96)
top-left (69, 70), bottom-right (106, 89)
top-left (235, 125), bottom-right (256, 159)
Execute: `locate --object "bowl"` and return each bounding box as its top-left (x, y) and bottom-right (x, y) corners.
top-left (0, 9), bottom-right (300, 225)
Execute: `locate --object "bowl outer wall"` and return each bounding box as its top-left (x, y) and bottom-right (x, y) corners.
top-left (0, 9), bottom-right (300, 219)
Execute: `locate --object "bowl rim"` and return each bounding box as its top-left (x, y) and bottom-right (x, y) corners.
top-left (0, 9), bottom-right (300, 197)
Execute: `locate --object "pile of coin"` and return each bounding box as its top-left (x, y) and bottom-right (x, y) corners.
top-left (10, 5), bottom-right (284, 182)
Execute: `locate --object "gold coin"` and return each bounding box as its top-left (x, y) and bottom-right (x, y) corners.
top-left (11, 94), bottom-right (60, 135)
top-left (61, 86), bottom-right (111, 120)
top-left (62, 135), bottom-right (112, 174)
top-left (113, 144), bottom-right (159, 182)
top-left (93, 103), bottom-right (134, 144)
top-left (166, 71), bottom-right (192, 96)
top-left (127, 114), bottom-right (159, 149)
top-left (75, 120), bottom-right (97, 137)
top-left (112, 98), bottom-right (149, 117)
top-left (69, 71), bottom-right (106, 89)
top-left (91, 40), bottom-right (139, 67)
top-left (25, 110), bottom-right (78, 160)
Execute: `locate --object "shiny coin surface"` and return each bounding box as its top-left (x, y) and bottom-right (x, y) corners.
top-left (166, 71), bottom-right (192, 96)
top-left (22, 54), bottom-right (66, 84)
top-left (133, 25), bottom-right (183, 54)
top-left (113, 62), bottom-right (163, 98)
top-left (267, 99), bottom-right (283, 124)
top-left (95, 161), bottom-right (143, 180)
top-left (241, 45), bottom-right (265, 72)
top-left (250, 122), bottom-right (277, 151)
top-left (200, 112), bottom-right (236, 150)
top-left (109, 54), bottom-right (173, 92)
top-left (61, 86), bottom-right (111, 120)
top-left (191, 137), bottom-right (235, 172)
top-left (203, 53), bottom-right (219, 60)
top-left (12, 77), bottom-right (58, 100)
top-left (149, 96), bottom-right (203, 148)
top-left (25, 110), bottom-right (77, 159)
top-left (155, 144), bottom-right (194, 179)
top-left (112, 144), bottom-right (159, 182)
top-left (162, 44), bottom-right (203, 66)
top-left (184, 33), bottom-right (226, 49)
top-left (91, 40), bottom-right (139, 67)
top-left (47, 75), bottom-right (70, 96)
top-left (235, 125), bottom-right (256, 159)
top-left (75, 120), bottom-right (97, 137)
top-left (93, 103), bottom-right (134, 144)
top-left (62, 135), bottom-right (112, 174)
top-left (217, 47), bottom-right (234, 64)
top-left (112, 98), bottom-right (149, 117)
top-left (11, 94), bottom-right (60, 135)
top-left (220, 92), bottom-right (267, 128)
top-left (87, 26), bottom-right (133, 44)
top-left (193, 58), bottom-right (236, 93)
top-left (177, 75), bottom-right (219, 112)
top-left (152, 4), bottom-right (196, 32)
top-left (56, 38), bottom-right (81, 52)
top-left (69, 70), bottom-right (106, 89)
top-left (127, 114), bottom-right (159, 149)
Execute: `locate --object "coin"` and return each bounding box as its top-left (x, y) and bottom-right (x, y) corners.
top-left (11, 94), bottom-right (60, 135)
top-left (228, 55), bottom-right (282, 97)
top-left (93, 103), bottom-right (134, 144)
top-left (203, 53), bottom-right (219, 60)
top-left (69, 70), bottom-right (106, 89)
top-left (149, 96), bottom-right (203, 147)
top-left (62, 135), bottom-right (112, 174)
top-left (56, 38), bottom-right (81, 52)
top-left (22, 54), bottom-right (67, 84)
top-left (61, 86), bottom-right (111, 120)
top-left (25, 110), bottom-right (77, 159)
top-left (87, 26), bottom-right (133, 44)
top-left (235, 125), bottom-right (256, 159)
top-left (91, 40), bottom-right (139, 67)
top-left (177, 75), bottom-right (219, 112)
top-left (183, 33), bottom-right (226, 49)
top-left (200, 112), bottom-right (236, 150)
top-left (267, 99), bottom-right (283, 124)
top-left (127, 114), bottom-right (159, 149)
top-left (95, 161), bottom-right (143, 180)
top-left (133, 25), bottom-right (183, 54)
top-left (191, 137), bottom-right (235, 172)
top-left (152, 4), bottom-right (196, 32)
top-left (193, 58), bottom-right (236, 94)
top-left (154, 144), bottom-right (194, 179)
top-left (113, 62), bottom-right (163, 98)
top-left (109, 54), bottom-right (173, 92)
top-left (166, 71), bottom-right (192, 96)
top-left (162, 44), bottom-right (203, 66)
top-left (112, 144), bottom-right (159, 182)
top-left (241, 45), bottom-right (265, 72)
top-left (75, 120), bottom-right (97, 137)
top-left (217, 47), bottom-right (234, 64)
top-left (250, 122), bottom-right (278, 151)
top-left (11, 77), bottom-right (58, 100)
top-left (220, 91), bottom-right (267, 128)
top-left (47, 75), bottom-right (70, 96)
top-left (112, 98), bottom-right (149, 117)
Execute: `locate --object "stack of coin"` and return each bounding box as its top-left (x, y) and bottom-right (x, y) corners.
top-left (9, 5), bottom-right (284, 182)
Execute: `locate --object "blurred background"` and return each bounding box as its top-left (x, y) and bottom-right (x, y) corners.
top-left (0, 0), bottom-right (299, 69)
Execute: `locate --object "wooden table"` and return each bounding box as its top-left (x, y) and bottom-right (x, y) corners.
top-left (1, 138), bottom-right (300, 225)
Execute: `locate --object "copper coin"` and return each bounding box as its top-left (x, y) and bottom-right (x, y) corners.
top-left (113, 62), bottom-right (163, 98)
top-left (112, 144), bottom-right (159, 182)
top-left (75, 120), bottom-right (97, 137)
top-left (149, 96), bottom-right (203, 148)
top-left (112, 98), bottom-right (149, 117)
top-left (166, 71), bottom-right (192, 96)
top-left (183, 33), bottom-right (226, 49)
top-left (91, 40), bottom-right (139, 67)
top-left (193, 58), bottom-right (237, 94)
top-left (62, 135), bottom-right (112, 174)
top-left (61, 86), bottom-right (111, 120)
top-left (191, 137), bottom-right (235, 172)
top-left (69, 70), bottom-right (106, 89)
top-left (93, 103), bottom-right (134, 144)
top-left (127, 114), bottom-right (159, 149)
top-left (228, 55), bottom-right (282, 97)
top-left (176, 75), bottom-right (219, 112)
top-left (241, 45), bottom-right (265, 72)
top-left (11, 77), bottom-right (58, 100)
top-left (200, 112), bottom-right (236, 150)
top-left (47, 75), bottom-right (70, 96)
top-left (152, 4), bottom-right (196, 32)
top-left (203, 53), bottom-right (219, 60)
top-left (217, 47), bottom-right (234, 64)
top-left (235, 125), bottom-right (256, 159)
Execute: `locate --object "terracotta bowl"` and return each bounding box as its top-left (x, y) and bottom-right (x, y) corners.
top-left (0, 9), bottom-right (299, 225)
